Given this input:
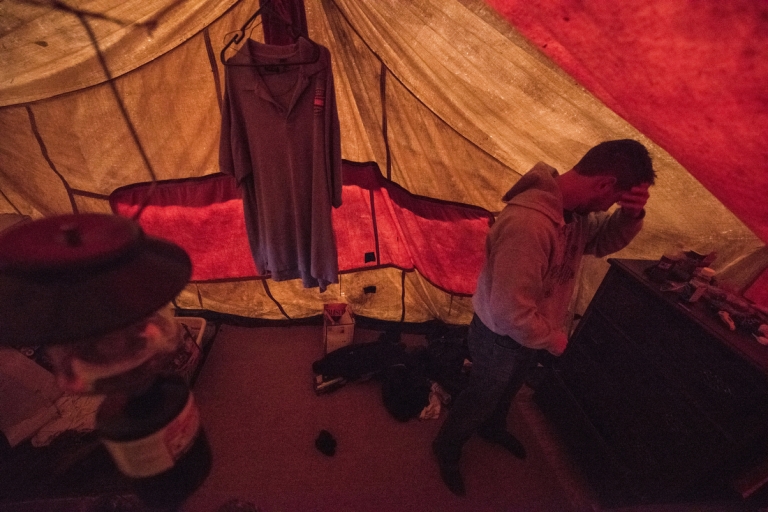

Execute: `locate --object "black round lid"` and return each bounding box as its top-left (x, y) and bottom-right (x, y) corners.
top-left (0, 213), bottom-right (191, 347)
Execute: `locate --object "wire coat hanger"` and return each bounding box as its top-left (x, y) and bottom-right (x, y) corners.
top-left (220, 1), bottom-right (319, 69)
top-left (219, 1), bottom-right (269, 65)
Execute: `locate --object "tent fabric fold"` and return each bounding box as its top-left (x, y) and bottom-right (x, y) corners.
top-left (110, 160), bottom-right (493, 297)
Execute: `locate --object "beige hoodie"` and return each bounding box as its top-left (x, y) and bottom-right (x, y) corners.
top-left (472, 163), bottom-right (643, 355)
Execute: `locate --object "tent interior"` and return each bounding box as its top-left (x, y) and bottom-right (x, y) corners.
top-left (1, 0), bottom-right (768, 508)
top-left (2, 0), bottom-right (768, 322)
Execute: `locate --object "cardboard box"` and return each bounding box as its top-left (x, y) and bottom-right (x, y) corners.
top-left (323, 303), bottom-right (355, 354)
top-left (150, 316), bottom-right (206, 385)
top-left (168, 316), bottom-right (206, 384)
top-left (313, 374), bottom-right (347, 395)
top-left (177, 316), bottom-right (207, 349)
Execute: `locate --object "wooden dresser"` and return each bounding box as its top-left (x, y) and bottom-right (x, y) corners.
top-left (534, 258), bottom-right (768, 505)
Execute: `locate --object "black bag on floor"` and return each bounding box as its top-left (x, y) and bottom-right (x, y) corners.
top-left (380, 364), bottom-right (431, 422)
top-left (414, 329), bottom-right (471, 401)
top-left (311, 341), bottom-right (410, 381)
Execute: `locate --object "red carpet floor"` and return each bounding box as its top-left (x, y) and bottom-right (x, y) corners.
top-left (0, 323), bottom-right (753, 511)
top-left (184, 325), bottom-right (594, 512)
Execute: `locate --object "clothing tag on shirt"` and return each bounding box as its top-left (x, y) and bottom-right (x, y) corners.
top-left (314, 86), bottom-right (325, 114)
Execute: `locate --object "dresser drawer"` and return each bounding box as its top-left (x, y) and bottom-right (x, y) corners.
top-left (588, 268), bottom-right (768, 445)
top-left (563, 315), bottom-right (728, 490)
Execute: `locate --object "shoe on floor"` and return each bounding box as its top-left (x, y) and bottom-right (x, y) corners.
top-left (477, 429), bottom-right (527, 459)
top-left (432, 442), bottom-right (466, 496)
top-left (437, 461), bottom-right (466, 496)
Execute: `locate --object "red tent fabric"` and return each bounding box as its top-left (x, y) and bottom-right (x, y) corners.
top-left (487, 0), bottom-right (768, 246)
top-left (110, 161), bottom-right (493, 296)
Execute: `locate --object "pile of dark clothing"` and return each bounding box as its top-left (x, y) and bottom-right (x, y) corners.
top-left (311, 326), bottom-right (471, 422)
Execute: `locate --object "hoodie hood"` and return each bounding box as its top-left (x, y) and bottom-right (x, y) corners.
top-left (501, 162), bottom-right (563, 225)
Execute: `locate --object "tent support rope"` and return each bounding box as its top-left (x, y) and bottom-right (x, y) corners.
top-left (25, 105), bottom-right (78, 214)
top-left (75, 13), bottom-right (158, 220)
top-left (262, 280), bottom-right (291, 320)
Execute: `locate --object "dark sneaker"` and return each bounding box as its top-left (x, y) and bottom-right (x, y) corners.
top-left (438, 462), bottom-right (466, 496)
top-left (432, 441), bottom-right (466, 496)
top-left (477, 429), bottom-right (527, 459)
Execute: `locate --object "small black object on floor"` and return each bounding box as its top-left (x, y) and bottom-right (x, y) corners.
top-left (315, 430), bottom-right (337, 456)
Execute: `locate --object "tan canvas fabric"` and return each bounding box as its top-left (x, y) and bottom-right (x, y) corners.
top-left (0, 0), bottom-right (239, 106)
top-left (0, 0), bottom-right (764, 324)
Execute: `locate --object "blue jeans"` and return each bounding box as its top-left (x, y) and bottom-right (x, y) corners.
top-left (433, 314), bottom-right (538, 463)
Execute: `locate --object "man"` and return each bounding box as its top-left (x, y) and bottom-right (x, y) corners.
top-left (432, 139), bottom-right (656, 496)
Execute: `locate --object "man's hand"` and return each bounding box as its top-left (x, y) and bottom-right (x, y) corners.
top-left (618, 183), bottom-right (651, 219)
top-left (548, 330), bottom-right (568, 356)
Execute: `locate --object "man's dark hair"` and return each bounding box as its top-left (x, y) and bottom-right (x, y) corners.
top-left (573, 139), bottom-right (656, 190)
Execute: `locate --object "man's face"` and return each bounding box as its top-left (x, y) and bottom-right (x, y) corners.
top-left (592, 185), bottom-right (626, 213)
top-left (574, 177), bottom-right (625, 214)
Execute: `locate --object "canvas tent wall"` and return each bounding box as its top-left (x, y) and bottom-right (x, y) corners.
top-left (0, 0), bottom-right (766, 325)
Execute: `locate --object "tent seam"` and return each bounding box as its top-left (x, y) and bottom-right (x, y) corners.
top-left (71, 189), bottom-right (110, 200)
top-left (400, 269), bottom-right (406, 322)
top-left (380, 61), bottom-right (391, 180)
top-left (0, 189), bottom-right (22, 215)
top-left (369, 189), bottom-right (381, 265)
top-left (203, 27), bottom-right (224, 113)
